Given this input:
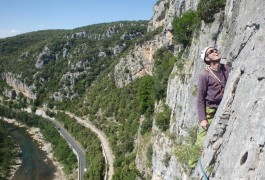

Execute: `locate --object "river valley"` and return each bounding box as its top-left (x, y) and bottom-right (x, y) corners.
top-left (4, 121), bottom-right (56, 180)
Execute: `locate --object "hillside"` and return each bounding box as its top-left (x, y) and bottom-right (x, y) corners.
top-left (0, 20), bottom-right (163, 179)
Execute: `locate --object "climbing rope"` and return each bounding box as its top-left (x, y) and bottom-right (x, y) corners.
top-left (198, 159), bottom-right (209, 180)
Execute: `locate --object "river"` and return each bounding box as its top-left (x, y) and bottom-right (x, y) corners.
top-left (4, 122), bottom-right (56, 180)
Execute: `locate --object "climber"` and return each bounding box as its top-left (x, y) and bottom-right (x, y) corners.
top-left (188, 47), bottom-right (231, 168)
top-left (196, 47), bottom-right (231, 146)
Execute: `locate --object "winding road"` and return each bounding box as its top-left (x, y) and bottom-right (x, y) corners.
top-left (36, 110), bottom-right (86, 180)
top-left (63, 111), bottom-right (114, 180)
top-left (37, 109), bottom-right (114, 180)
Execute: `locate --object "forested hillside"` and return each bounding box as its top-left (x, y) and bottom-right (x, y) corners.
top-left (0, 20), bottom-right (166, 179)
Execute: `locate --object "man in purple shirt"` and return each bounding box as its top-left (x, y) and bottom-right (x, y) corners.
top-left (196, 47), bottom-right (231, 147)
top-left (188, 47), bottom-right (231, 168)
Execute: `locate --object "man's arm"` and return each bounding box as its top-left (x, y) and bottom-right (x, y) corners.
top-left (197, 73), bottom-right (208, 129)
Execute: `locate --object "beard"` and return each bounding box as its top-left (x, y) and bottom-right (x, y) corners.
top-left (210, 57), bottom-right (221, 63)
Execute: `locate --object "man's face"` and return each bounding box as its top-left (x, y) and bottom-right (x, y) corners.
top-left (205, 48), bottom-right (222, 62)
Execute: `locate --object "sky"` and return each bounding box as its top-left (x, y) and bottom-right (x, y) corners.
top-left (0, 0), bottom-right (157, 38)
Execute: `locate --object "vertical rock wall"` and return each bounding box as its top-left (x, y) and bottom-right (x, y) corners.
top-left (144, 0), bottom-right (265, 179)
top-left (2, 72), bottom-right (36, 99)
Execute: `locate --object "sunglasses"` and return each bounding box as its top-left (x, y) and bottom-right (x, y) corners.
top-left (207, 48), bottom-right (218, 56)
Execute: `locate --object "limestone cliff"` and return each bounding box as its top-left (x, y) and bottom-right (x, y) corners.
top-left (133, 0), bottom-right (265, 179)
top-left (114, 35), bottom-right (164, 87)
top-left (2, 72), bottom-right (36, 99)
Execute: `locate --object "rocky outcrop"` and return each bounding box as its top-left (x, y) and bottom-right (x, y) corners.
top-left (114, 0), bottom-right (199, 88)
top-left (2, 72), bottom-right (36, 99)
top-left (109, 43), bottom-right (126, 56)
top-left (35, 45), bottom-right (56, 68)
top-left (71, 31), bottom-right (86, 39)
top-left (114, 35), bottom-right (163, 87)
top-left (148, 0), bottom-right (196, 31)
top-left (120, 32), bottom-right (143, 40)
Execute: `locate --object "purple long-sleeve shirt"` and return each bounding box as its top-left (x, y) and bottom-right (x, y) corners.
top-left (197, 64), bottom-right (231, 121)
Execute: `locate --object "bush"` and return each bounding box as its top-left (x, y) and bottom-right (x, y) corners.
top-left (146, 145), bottom-right (153, 167)
top-left (140, 117), bottom-right (153, 135)
top-left (153, 48), bottom-right (176, 101)
top-left (197, 0), bottom-right (226, 23)
top-left (137, 76), bottom-right (155, 115)
top-left (155, 104), bottom-right (171, 131)
top-left (173, 10), bottom-right (200, 47)
top-left (174, 127), bottom-right (201, 169)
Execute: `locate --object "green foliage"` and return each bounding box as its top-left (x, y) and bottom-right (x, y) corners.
top-left (0, 121), bottom-right (19, 179)
top-left (140, 116), bottom-right (153, 135)
top-left (153, 48), bottom-right (176, 100)
top-left (135, 26), bottom-right (163, 46)
top-left (174, 127), bottom-right (201, 168)
top-left (197, 0), bottom-right (226, 23)
top-left (162, 152), bottom-right (171, 167)
top-left (75, 76), bottom-right (145, 178)
top-left (0, 19), bottom-right (167, 179)
top-left (137, 76), bottom-right (155, 116)
top-left (155, 104), bottom-right (171, 131)
top-left (0, 21), bottom-right (149, 105)
top-left (173, 10), bottom-right (200, 47)
top-left (206, 166), bottom-right (215, 173)
top-left (146, 144), bottom-right (153, 167)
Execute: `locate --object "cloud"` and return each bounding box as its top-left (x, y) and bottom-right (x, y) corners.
top-left (0, 29), bottom-right (21, 39)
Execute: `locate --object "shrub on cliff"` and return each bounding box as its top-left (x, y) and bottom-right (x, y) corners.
top-left (155, 104), bottom-right (171, 131)
top-left (173, 10), bottom-right (200, 47)
top-left (197, 0), bottom-right (226, 23)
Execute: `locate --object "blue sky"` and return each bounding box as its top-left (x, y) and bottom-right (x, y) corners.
top-left (0, 0), bottom-right (157, 38)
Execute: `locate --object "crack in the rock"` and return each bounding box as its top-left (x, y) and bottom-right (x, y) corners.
top-left (232, 24), bottom-right (259, 61)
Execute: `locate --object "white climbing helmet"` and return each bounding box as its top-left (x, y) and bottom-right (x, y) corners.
top-left (200, 46), bottom-right (213, 64)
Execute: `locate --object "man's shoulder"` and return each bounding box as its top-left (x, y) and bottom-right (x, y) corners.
top-left (199, 69), bottom-right (210, 79)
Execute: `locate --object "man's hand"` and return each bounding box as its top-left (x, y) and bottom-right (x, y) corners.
top-left (200, 119), bottom-right (209, 130)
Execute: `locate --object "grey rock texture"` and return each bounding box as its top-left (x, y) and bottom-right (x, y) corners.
top-left (35, 45), bottom-right (56, 68)
top-left (120, 32), bottom-right (142, 40)
top-left (71, 31), bottom-right (86, 38)
top-left (63, 47), bottom-right (68, 59)
top-left (134, 0), bottom-right (265, 179)
top-left (2, 72), bottom-right (36, 99)
top-left (114, 35), bottom-right (164, 87)
top-left (109, 43), bottom-right (126, 56)
top-left (195, 0), bottom-right (265, 179)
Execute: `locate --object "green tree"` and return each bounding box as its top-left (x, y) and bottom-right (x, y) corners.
top-left (153, 48), bottom-right (176, 100)
top-left (197, 0), bottom-right (226, 23)
top-left (137, 76), bottom-right (155, 116)
top-left (173, 10), bottom-right (200, 47)
top-left (155, 104), bottom-right (171, 131)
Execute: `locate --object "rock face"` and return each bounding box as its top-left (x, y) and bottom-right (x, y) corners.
top-left (2, 72), bottom-right (36, 99)
top-left (133, 0), bottom-right (265, 179)
top-left (195, 0), bottom-right (265, 179)
top-left (35, 45), bottom-right (56, 68)
top-left (114, 35), bottom-right (164, 87)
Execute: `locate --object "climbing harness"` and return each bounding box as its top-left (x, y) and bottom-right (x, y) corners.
top-left (206, 66), bottom-right (222, 84)
top-left (198, 159), bottom-right (209, 180)
top-left (205, 65), bottom-right (227, 95)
